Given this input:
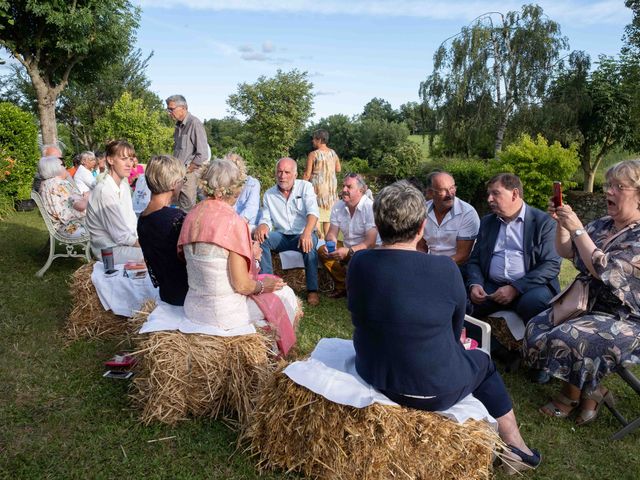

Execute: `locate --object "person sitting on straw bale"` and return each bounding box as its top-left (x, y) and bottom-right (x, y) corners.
top-left (254, 157), bottom-right (321, 306)
top-left (86, 139), bottom-right (143, 264)
top-left (137, 155), bottom-right (188, 306)
top-left (177, 158), bottom-right (299, 355)
top-left (317, 173), bottom-right (377, 298)
top-left (37, 155), bottom-right (88, 238)
top-left (348, 180), bottom-right (541, 473)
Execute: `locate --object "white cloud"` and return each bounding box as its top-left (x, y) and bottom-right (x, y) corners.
top-left (238, 44), bottom-right (253, 52)
top-left (262, 41), bottom-right (274, 53)
top-left (241, 52), bottom-right (268, 61)
top-left (316, 90), bottom-right (339, 96)
top-left (137, 1), bottom-right (630, 26)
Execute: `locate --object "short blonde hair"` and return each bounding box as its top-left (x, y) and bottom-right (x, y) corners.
top-left (606, 159), bottom-right (640, 189)
top-left (374, 180), bottom-right (426, 245)
top-left (145, 155), bottom-right (185, 194)
top-left (200, 158), bottom-right (246, 199)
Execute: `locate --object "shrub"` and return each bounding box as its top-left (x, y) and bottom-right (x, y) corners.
top-left (0, 103), bottom-right (39, 200)
top-left (379, 141), bottom-right (422, 179)
top-left (497, 134), bottom-right (580, 209)
top-left (354, 119), bottom-right (410, 167)
top-left (341, 157), bottom-right (371, 175)
top-left (94, 92), bottom-right (173, 161)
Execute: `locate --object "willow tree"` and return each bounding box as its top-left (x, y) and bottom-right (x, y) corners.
top-left (0, 1), bottom-right (139, 146)
top-left (420, 4), bottom-right (568, 157)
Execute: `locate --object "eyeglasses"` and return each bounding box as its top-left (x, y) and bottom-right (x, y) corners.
top-left (166, 105), bottom-right (183, 112)
top-left (602, 182), bottom-right (639, 193)
top-left (429, 185), bottom-right (457, 195)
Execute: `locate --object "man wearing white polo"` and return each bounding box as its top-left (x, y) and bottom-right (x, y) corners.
top-left (422, 171), bottom-right (480, 265)
top-left (318, 173), bottom-right (377, 298)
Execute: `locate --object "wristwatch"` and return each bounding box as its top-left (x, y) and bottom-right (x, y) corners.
top-left (572, 228), bottom-right (586, 239)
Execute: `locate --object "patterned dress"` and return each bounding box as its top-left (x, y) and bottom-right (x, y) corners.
top-left (310, 148), bottom-right (339, 222)
top-left (39, 177), bottom-right (87, 237)
top-left (523, 217), bottom-right (640, 392)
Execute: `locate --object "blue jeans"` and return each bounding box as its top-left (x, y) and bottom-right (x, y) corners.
top-left (259, 231), bottom-right (319, 292)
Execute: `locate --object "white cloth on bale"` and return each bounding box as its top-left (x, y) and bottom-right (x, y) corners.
top-left (284, 337), bottom-right (497, 426)
top-left (91, 262), bottom-right (159, 317)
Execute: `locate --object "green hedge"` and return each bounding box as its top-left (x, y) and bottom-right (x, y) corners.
top-left (0, 102), bottom-right (39, 199)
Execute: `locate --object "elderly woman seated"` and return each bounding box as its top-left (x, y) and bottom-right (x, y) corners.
top-left (37, 155), bottom-right (88, 238)
top-left (525, 159), bottom-right (640, 425)
top-left (86, 140), bottom-right (143, 264)
top-left (177, 158), bottom-right (298, 352)
top-left (137, 155), bottom-right (188, 306)
top-left (348, 180), bottom-right (540, 473)
top-left (73, 151), bottom-right (97, 194)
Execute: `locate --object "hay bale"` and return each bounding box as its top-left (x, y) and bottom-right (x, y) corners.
top-left (128, 299), bottom-right (157, 334)
top-left (65, 262), bottom-right (126, 340)
top-left (131, 331), bottom-right (276, 426)
top-left (272, 253), bottom-right (334, 293)
top-left (65, 263), bottom-right (156, 341)
top-left (241, 369), bottom-right (499, 480)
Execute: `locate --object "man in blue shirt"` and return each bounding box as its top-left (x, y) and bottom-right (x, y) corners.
top-left (254, 157), bottom-right (321, 305)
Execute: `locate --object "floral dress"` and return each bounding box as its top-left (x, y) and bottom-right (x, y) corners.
top-left (523, 217), bottom-right (640, 392)
top-left (40, 177), bottom-right (87, 237)
top-left (310, 148), bottom-right (339, 222)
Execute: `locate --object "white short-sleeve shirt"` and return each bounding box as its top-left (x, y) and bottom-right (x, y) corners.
top-left (423, 197), bottom-right (480, 257)
top-left (329, 195), bottom-right (376, 248)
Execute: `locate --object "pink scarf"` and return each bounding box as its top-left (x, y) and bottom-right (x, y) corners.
top-left (178, 199), bottom-right (295, 355)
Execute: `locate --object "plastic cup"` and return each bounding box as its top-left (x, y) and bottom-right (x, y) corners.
top-left (326, 241), bottom-right (336, 253)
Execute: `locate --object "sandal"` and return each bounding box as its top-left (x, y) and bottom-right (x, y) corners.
top-left (575, 388), bottom-right (615, 426)
top-left (539, 391), bottom-right (579, 418)
top-left (501, 445), bottom-right (542, 475)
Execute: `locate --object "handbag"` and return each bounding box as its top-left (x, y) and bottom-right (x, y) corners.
top-left (550, 277), bottom-right (590, 326)
top-left (549, 223), bottom-right (636, 326)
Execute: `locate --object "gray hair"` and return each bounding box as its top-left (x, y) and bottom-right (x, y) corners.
top-left (38, 156), bottom-right (65, 180)
top-left (145, 155), bottom-right (186, 194)
top-left (200, 158), bottom-right (246, 199)
top-left (79, 151), bottom-right (96, 166)
top-left (166, 94), bottom-right (187, 107)
top-left (373, 180), bottom-right (426, 245)
top-left (606, 159), bottom-right (640, 189)
top-left (223, 152), bottom-right (248, 178)
top-left (276, 157), bottom-right (297, 173)
top-left (344, 172), bottom-right (367, 192)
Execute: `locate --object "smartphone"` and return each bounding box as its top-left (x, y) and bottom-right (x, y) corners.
top-left (552, 181), bottom-right (563, 208)
top-left (103, 370), bottom-right (134, 380)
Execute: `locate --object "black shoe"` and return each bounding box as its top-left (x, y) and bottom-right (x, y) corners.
top-left (531, 369), bottom-right (551, 384)
top-left (501, 445), bottom-right (541, 475)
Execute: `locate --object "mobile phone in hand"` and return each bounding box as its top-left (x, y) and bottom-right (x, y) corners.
top-left (552, 181), bottom-right (563, 207)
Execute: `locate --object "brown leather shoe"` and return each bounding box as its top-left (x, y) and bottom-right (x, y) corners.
top-left (307, 292), bottom-right (320, 306)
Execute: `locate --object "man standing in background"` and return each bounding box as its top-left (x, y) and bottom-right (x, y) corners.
top-left (166, 94), bottom-right (208, 211)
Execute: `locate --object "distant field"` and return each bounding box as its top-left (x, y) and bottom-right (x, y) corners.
top-left (408, 134), bottom-right (431, 161)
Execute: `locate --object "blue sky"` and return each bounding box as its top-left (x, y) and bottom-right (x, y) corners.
top-left (136, 1), bottom-right (631, 121)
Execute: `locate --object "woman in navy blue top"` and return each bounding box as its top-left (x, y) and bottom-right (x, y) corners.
top-left (348, 180), bottom-right (540, 473)
top-left (137, 155), bottom-right (189, 306)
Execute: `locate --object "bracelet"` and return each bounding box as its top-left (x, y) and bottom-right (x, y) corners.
top-left (254, 280), bottom-right (265, 295)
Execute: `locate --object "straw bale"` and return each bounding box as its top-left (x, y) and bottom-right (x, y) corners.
top-left (485, 315), bottom-right (522, 351)
top-left (131, 331), bottom-right (276, 426)
top-left (272, 254), bottom-right (334, 293)
top-left (242, 369), bottom-right (499, 480)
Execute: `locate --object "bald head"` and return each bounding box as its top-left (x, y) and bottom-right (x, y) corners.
top-left (428, 172), bottom-right (457, 214)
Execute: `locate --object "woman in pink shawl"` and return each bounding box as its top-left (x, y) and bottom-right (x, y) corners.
top-left (177, 158), bottom-right (299, 355)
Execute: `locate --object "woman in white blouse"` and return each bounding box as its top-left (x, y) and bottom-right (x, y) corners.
top-left (86, 140), bottom-right (143, 264)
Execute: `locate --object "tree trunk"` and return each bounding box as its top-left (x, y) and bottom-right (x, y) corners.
top-left (494, 114), bottom-right (508, 156)
top-left (580, 143), bottom-right (595, 192)
top-left (36, 92), bottom-right (58, 146)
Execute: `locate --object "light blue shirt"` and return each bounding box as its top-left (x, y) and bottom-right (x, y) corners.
top-left (423, 197), bottom-right (480, 257)
top-left (260, 179), bottom-right (319, 234)
top-left (234, 175), bottom-right (260, 227)
top-left (489, 203), bottom-right (527, 284)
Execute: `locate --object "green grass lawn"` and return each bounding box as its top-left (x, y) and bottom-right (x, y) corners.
top-left (2, 210), bottom-right (640, 479)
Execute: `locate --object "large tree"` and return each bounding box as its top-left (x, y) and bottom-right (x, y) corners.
top-left (0, 1), bottom-right (140, 145)
top-left (227, 69), bottom-right (314, 165)
top-left (420, 4), bottom-right (568, 156)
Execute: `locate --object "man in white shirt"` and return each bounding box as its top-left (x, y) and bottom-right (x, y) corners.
top-left (73, 151), bottom-right (97, 194)
top-left (318, 173), bottom-right (377, 298)
top-left (86, 140), bottom-right (143, 264)
top-left (421, 171), bottom-right (480, 265)
top-left (254, 157), bottom-right (320, 305)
